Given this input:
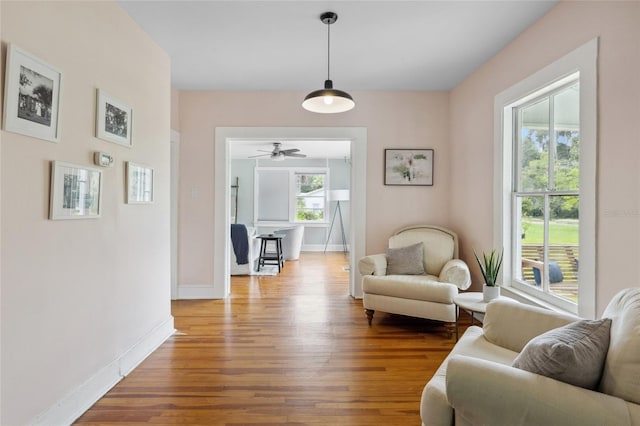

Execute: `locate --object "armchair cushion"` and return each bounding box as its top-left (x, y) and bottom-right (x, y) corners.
top-left (385, 242), bottom-right (425, 275)
top-left (513, 318), bottom-right (612, 390)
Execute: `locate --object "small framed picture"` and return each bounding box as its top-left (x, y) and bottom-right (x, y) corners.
top-left (50, 161), bottom-right (102, 220)
top-left (3, 44), bottom-right (63, 143)
top-left (126, 162), bottom-right (154, 204)
top-left (384, 149), bottom-right (434, 186)
top-left (96, 89), bottom-right (132, 147)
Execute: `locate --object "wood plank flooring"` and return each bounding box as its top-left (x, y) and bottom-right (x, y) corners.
top-left (75, 253), bottom-right (464, 425)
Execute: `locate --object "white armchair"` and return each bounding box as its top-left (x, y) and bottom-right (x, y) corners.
top-left (358, 225), bottom-right (471, 332)
top-left (421, 288), bottom-right (640, 426)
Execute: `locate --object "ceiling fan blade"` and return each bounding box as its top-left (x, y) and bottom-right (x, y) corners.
top-left (285, 153), bottom-right (306, 158)
top-left (280, 148), bottom-right (300, 154)
top-left (248, 153), bottom-right (271, 158)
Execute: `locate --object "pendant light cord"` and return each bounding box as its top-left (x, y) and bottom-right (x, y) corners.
top-left (327, 20), bottom-right (331, 81)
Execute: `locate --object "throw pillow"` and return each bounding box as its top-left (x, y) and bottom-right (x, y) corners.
top-left (385, 242), bottom-right (425, 275)
top-left (512, 318), bottom-right (612, 390)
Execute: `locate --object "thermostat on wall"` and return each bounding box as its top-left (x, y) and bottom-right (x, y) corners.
top-left (93, 152), bottom-right (114, 167)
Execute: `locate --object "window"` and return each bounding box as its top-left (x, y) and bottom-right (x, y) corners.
top-left (513, 81), bottom-right (580, 308)
top-left (495, 39), bottom-right (597, 317)
top-left (255, 167), bottom-right (329, 224)
top-left (295, 173), bottom-right (326, 222)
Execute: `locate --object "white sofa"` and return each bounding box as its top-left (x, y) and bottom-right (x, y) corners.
top-left (358, 225), bottom-right (471, 331)
top-left (421, 288), bottom-right (640, 426)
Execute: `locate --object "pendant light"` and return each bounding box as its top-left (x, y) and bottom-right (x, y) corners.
top-left (302, 12), bottom-right (355, 114)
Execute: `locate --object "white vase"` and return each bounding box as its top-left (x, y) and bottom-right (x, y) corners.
top-left (483, 284), bottom-right (500, 302)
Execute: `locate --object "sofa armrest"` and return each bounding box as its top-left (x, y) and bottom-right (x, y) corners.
top-left (358, 254), bottom-right (387, 276)
top-left (483, 299), bottom-right (579, 352)
top-left (439, 259), bottom-right (471, 290)
top-left (447, 355), bottom-right (637, 426)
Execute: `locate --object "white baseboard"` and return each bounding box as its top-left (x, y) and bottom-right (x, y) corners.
top-left (303, 244), bottom-right (350, 252)
top-left (31, 316), bottom-right (175, 426)
top-left (177, 284), bottom-right (223, 299)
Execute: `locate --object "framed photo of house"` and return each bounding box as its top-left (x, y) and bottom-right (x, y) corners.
top-left (50, 161), bottom-right (102, 220)
top-left (3, 44), bottom-right (62, 143)
top-left (384, 148), bottom-right (434, 186)
top-left (126, 162), bottom-right (154, 204)
top-left (96, 89), bottom-right (132, 147)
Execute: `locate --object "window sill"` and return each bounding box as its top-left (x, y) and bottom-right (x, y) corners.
top-left (501, 285), bottom-right (578, 317)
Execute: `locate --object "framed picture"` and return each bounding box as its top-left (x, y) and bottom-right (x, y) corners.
top-left (126, 162), bottom-right (154, 204)
top-left (384, 149), bottom-right (434, 186)
top-left (3, 44), bottom-right (62, 143)
top-left (50, 161), bottom-right (102, 220)
top-left (96, 89), bottom-right (132, 147)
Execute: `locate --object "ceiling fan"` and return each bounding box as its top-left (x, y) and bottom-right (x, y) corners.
top-left (249, 142), bottom-right (307, 161)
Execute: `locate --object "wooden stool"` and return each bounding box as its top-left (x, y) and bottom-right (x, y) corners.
top-left (257, 234), bottom-right (284, 272)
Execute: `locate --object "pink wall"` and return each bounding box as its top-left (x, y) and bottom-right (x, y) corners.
top-left (1, 2), bottom-right (172, 424)
top-left (449, 1), bottom-right (640, 314)
top-left (177, 91), bottom-right (450, 287)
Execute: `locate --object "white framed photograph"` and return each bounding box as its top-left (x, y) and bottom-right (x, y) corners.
top-left (3, 44), bottom-right (62, 143)
top-left (50, 161), bottom-right (102, 220)
top-left (96, 89), bottom-right (132, 147)
top-left (126, 162), bottom-right (154, 204)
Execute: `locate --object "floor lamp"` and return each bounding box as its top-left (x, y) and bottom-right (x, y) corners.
top-left (324, 189), bottom-right (349, 254)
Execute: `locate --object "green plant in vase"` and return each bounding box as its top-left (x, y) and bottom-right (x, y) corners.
top-left (473, 248), bottom-right (503, 302)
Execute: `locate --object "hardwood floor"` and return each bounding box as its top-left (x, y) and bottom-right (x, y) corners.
top-left (75, 253), bottom-right (463, 425)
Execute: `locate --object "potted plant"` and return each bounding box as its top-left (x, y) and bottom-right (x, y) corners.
top-left (473, 248), bottom-right (504, 302)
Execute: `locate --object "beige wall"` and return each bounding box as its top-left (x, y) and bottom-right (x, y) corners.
top-left (171, 87), bottom-right (180, 132)
top-left (449, 1), bottom-right (640, 314)
top-left (177, 91), bottom-right (450, 287)
top-left (1, 2), bottom-right (172, 424)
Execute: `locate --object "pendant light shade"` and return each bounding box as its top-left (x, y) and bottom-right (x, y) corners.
top-left (302, 12), bottom-right (355, 114)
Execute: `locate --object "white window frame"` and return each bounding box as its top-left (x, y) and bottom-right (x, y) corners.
top-left (493, 38), bottom-right (598, 318)
top-left (293, 171), bottom-right (328, 223)
top-left (254, 166), bottom-right (329, 225)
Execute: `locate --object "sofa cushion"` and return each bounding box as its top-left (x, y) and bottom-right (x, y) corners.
top-left (362, 275), bottom-right (455, 304)
top-left (512, 318), bottom-right (612, 390)
top-left (599, 288), bottom-right (640, 404)
top-left (385, 242), bottom-right (425, 275)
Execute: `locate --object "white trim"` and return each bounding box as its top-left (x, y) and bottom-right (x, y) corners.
top-left (215, 127), bottom-right (367, 299)
top-left (493, 38), bottom-right (598, 318)
top-left (32, 317), bottom-right (175, 426)
top-left (304, 244), bottom-right (350, 252)
top-left (177, 284), bottom-right (219, 300)
top-left (170, 130), bottom-right (180, 300)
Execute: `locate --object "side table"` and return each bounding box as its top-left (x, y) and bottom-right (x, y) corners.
top-left (453, 292), bottom-right (508, 341)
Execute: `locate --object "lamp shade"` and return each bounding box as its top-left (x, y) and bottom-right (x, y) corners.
top-left (302, 80), bottom-right (355, 114)
top-left (329, 189), bottom-right (350, 201)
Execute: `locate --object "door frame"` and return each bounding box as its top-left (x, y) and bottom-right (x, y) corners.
top-left (213, 127), bottom-right (367, 298)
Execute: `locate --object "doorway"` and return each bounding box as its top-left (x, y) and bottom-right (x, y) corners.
top-left (214, 127), bottom-right (367, 299)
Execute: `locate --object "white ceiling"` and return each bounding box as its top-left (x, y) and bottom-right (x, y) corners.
top-left (118, 0), bottom-right (558, 91)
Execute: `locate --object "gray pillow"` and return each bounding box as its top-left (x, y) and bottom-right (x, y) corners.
top-left (512, 318), bottom-right (612, 390)
top-left (385, 242), bottom-right (425, 275)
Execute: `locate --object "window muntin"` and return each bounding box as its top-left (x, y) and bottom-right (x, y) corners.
top-left (512, 81), bottom-right (580, 308)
